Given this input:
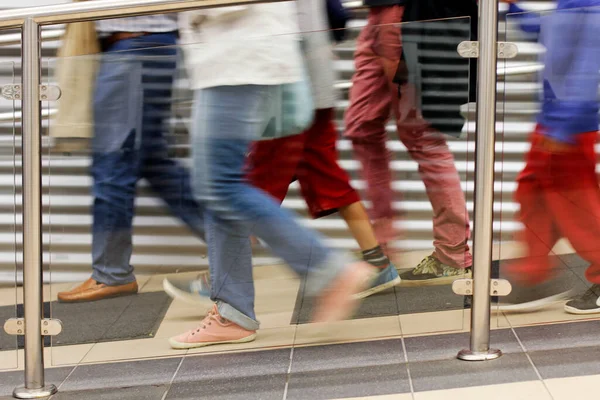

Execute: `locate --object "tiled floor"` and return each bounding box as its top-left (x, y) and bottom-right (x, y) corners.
top-left (2, 319), bottom-right (600, 399)
top-left (0, 245), bottom-right (598, 369)
top-left (1, 243), bottom-right (599, 398)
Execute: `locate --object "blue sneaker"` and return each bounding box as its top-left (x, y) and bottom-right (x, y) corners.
top-left (355, 263), bottom-right (401, 299)
top-left (163, 273), bottom-right (213, 309)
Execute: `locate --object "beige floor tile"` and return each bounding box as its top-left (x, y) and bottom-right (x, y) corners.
top-left (497, 304), bottom-right (600, 328)
top-left (186, 325), bottom-right (297, 356)
top-left (0, 348), bottom-right (18, 371)
top-left (256, 311), bottom-right (294, 329)
top-left (134, 274), bottom-right (163, 293)
top-left (252, 264), bottom-right (297, 281)
top-left (293, 316), bottom-right (401, 347)
top-left (334, 394), bottom-right (413, 400)
top-left (545, 374), bottom-right (600, 400)
top-left (81, 338), bottom-right (184, 364)
top-left (400, 309), bottom-right (468, 337)
top-left (414, 381), bottom-right (551, 400)
top-left (254, 278), bottom-right (300, 314)
top-left (47, 343), bottom-right (94, 367)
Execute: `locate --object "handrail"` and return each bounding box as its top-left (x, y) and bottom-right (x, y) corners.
top-left (0, 0), bottom-right (285, 28)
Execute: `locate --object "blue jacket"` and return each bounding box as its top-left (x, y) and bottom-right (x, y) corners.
top-left (511, 1), bottom-right (600, 142)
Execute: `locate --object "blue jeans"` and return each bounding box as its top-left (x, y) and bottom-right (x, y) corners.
top-left (191, 85), bottom-right (352, 330)
top-left (91, 33), bottom-right (205, 286)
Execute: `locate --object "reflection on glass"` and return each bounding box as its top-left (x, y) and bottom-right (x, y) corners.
top-left (497, 5), bottom-right (600, 327)
top-left (39, 7), bottom-right (477, 364)
top-left (0, 59), bottom-right (17, 370)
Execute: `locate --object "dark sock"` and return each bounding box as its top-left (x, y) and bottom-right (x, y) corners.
top-left (362, 245), bottom-right (389, 268)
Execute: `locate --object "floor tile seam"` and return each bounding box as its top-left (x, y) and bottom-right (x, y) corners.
top-left (395, 286), bottom-right (416, 400)
top-left (283, 324), bottom-right (299, 400)
top-left (508, 322), bottom-right (556, 400)
top-left (48, 363), bottom-right (78, 400)
top-left (160, 355), bottom-right (186, 400)
top-left (282, 346), bottom-right (294, 400)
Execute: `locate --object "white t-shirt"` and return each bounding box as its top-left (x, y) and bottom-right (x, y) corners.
top-left (179, 3), bottom-right (304, 90)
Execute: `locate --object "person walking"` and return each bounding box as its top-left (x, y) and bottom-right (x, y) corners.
top-left (343, 0), bottom-right (473, 285)
top-left (499, 0), bottom-right (600, 314)
top-left (58, 15), bottom-right (205, 303)
top-left (167, 2), bottom-right (375, 350)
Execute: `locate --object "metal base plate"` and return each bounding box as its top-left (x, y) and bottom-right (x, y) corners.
top-left (457, 348), bottom-right (502, 361)
top-left (13, 384), bottom-right (57, 399)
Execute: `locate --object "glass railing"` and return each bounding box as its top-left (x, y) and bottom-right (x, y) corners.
top-left (496, 6), bottom-right (600, 328)
top-left (32, 14), bottom-right (475, 367)
top-left (0, 59), bottom-right (17, 371)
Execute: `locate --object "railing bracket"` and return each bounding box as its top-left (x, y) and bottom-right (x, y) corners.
top-left (457, 41), bottom-right (518, 59)
top-left (39, 85), bottom-right (61, 101)
top-left (4, 318), bottom-right (63, 336)
top-left (452, 279), bottom-right (512, 297)
top-left (1, 84), bottom-right (20, 100)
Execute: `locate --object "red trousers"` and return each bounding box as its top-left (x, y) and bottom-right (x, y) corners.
top-left (246, 108), bottom-right (360, 218)
top-left (511, 127), bottom-right (600, 284)
top-left (343, 5), bottom-right (471, 267)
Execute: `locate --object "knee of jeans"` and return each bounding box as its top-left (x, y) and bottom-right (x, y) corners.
top-left (194, 183), bottom-right (244, 220)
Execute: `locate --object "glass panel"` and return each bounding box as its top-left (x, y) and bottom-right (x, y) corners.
top-left (497, 7), bottom-right (600, 328)
top-left (384, 16), bottom-right (473, 336)
top-left (42, 13), bottom-right (473, 365)
top-left (0, 56), bottom-right (18, 370)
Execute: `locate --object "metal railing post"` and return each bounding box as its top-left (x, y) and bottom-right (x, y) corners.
top-left (12, 18), bottom-right (56, 399)
top-left (457, 0), bottom-right (502, 361)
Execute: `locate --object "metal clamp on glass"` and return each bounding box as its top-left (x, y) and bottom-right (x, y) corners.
top-left (457, 41), bottom-right (519, 59)
top-left (452, 279), bottom-right (512, 297)
top-left (0, 84), bottom-right (60, 101)
top-left (4, 318), bottom-right (63, 336)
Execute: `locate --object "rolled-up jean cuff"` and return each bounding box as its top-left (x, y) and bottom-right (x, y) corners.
top-left (91, 270), bottom-right (136, 287)
top-left (303, 251), bottom-right (355, 297)
top-left (217, 301), bottom-right (260, 331)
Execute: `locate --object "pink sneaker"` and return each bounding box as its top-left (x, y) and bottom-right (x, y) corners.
top-left (311, 261), bottom-right (376, 324)
top-left (169, 305), bottom-right (257, 350)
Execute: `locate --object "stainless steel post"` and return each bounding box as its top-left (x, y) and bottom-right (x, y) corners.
top-left (457, 0), bottom-right (502, 361)
top-left (12, 18), bottom-right (57, 399)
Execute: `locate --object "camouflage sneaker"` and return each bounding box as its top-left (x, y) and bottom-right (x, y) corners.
top-left (399, 255), bottom-right (471, 286)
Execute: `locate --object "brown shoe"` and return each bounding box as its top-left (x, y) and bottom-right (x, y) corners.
top-left (57, 278), bottom-right (138, 303)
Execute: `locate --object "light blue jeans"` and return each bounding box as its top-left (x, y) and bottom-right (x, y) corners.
top-left (191, 85), bottom-right (353, 330)
top-left (91, 33), bottom-right (205, 286)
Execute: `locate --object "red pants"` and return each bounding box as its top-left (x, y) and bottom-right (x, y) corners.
top-left (343, 5), bottom-right (471, 267)
top-left (246, 108), bottom-right (360, 218)
top-left (511, 127), bottom-right (600, 284)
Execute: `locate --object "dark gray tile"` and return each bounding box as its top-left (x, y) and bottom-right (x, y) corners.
top-left (404, 328), bottom-right (522, 363)
top-left (286, 363), bottom-right (410, 400)
top-left (558, 253), bottom-right (592, 269)
top-left (409, 353), bottom-right (538, 392)
top-left (515, 320), bottom-right (600, 352)
top-left (167, 350), bottom-right (290, 400)
top-left (167, 374), bottom-right (286, 400)
top-left (60, 358), bottom-right (181, 391)
top-left (396, 285), bottom-right (465, 314)
top-left (0, 367), bottom-right (73, 397)
top-left (287, 340), bottom-right (409, 399)
top-left (174, 349), bottom-right (291, 382)
top-left (292, 286), bottom-right (400, 324)
top-left (51, 385), bottom-right (168, 400)
top-left (291, 339), bottom-right (405, 373)
top-left (529, 346), bottom-right (600, 379)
